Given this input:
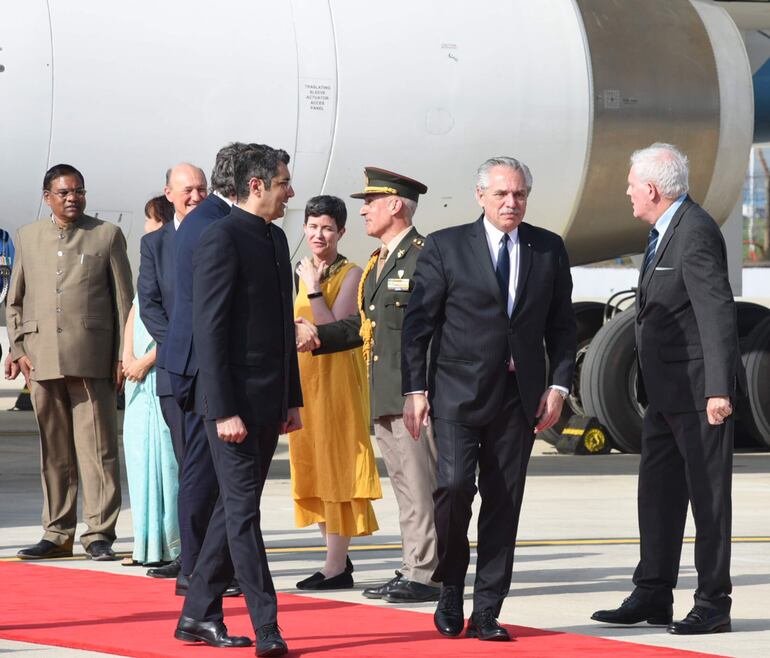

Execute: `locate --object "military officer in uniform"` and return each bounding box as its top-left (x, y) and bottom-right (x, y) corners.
top-left (6, 163), bottom-right (133, 561)
top-left (297, 167), bottom-right (440, 603)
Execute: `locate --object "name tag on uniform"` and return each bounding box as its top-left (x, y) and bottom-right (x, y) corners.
top-left (387, 278), bottom-right (410, 292)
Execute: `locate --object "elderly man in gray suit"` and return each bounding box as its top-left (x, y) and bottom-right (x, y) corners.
top-left (5, 163), bottom-right (133, 561)
top-left (592, 144), bottom-right (744, 635)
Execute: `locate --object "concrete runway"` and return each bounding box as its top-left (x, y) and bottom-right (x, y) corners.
top-left (1, 405), bottom-right (769, 657)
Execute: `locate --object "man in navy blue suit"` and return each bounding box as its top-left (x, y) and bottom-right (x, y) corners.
top-left (165, 144), bottom-right (250, 407)
top-left (155, 144), bottom-right (250, 592)
top-left (138, 162), bottom-right (214, 586)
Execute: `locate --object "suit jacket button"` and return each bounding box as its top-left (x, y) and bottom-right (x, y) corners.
top-left (369, 304), bottom-right (375, 311)
top-left (371, 320), bottom-right (376, 327)
top-left (57, 328), bottom-right (62, 333)
top-left (373, 355), bottom-right (379, 362)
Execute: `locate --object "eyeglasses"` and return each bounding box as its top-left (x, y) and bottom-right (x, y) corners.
top-left (48, 189), bottom-right (87, 199)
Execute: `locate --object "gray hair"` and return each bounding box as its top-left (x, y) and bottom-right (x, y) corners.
top-left (476, 156), bottom-right (533, 192)
top-left (630, 143), bottom-right (689, 198)
top-left (399, 196), bottom-right (418, 221)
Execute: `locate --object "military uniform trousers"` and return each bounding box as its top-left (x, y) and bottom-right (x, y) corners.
top-left (374, 414), bottom-right (439, 585)
top-left (29, 376), bottom-right (121, 549)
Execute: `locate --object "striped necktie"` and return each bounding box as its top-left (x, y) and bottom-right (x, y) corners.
top-left (641, 227), bottom-right (659, 276)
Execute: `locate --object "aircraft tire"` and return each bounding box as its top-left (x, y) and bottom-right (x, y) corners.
top-left (741, 315), bottom-right (770, 449)
top-left (540, 301), bottom-right (605, 446)
top-left (580, 309), bottom-right (643, 453)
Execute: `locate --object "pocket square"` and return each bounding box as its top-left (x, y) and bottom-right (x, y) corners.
top-left (654, 266), bottom-right (675, 271)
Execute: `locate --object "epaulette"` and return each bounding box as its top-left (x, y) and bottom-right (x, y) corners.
top-left (412, 237), bottom-right (425, 249)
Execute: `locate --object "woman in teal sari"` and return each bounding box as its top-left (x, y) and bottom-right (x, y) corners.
top-left (121, 196), bottom-right (180, 565)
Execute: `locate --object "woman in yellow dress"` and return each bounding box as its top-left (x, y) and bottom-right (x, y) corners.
top-left (291, 195), bottom-right (381, 590)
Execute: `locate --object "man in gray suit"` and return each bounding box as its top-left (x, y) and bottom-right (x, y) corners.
top-left (5, 163), bottom-right (133, 561)
top-left (592, 143), bottom-right (744, 635)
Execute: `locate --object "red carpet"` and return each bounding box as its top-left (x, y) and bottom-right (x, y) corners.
top-left (0, 562), bottom-right (724, 657)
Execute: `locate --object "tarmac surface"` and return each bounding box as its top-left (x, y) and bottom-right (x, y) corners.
top-left (1, 391), bottom-right (769, 657)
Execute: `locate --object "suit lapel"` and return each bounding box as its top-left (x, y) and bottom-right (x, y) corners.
top-left (161, 222), bottom-right (176, 287)
top-left (372, 227), bottom-right (417, 297)
top-left (511, 224), bottom-right (532, 318)
top-left (639, 197), bottom-right (691, 292)
top-left (469, 216), bottom-right (506, 310)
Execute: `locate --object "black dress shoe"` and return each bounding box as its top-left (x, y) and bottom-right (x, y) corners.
top-left (363, 571), bottom-right (404, 599)
top-left (147, 555), bottom-right (181, 578)
top-left (296, 570), bottom-right (354, 590)
top-left (175, 574), bottom-right (242, 597)
top-left (345, 555), bottom-right (354, 574)
top-left (466, 609), bottom-right (510, 641)
top-left (591, 596), bottom-right (673, 625)
top-left (225, 578), bottom-right (243, 597)
top-left (17, 539), bottom-right (72, 560)
top-left (384, 578), bottom-right (441, 603)
top-left (668, 606), bottom-right (731, 634)
top-left (85, 540), bottom-right (117, 561)
top-left (256, 622), bottom-right (288, 657)
top-left (434, 585), bottom-right (464, 637)
top-left (296, 571), bottom-right (325, 589)
top-left (174, 615), bottom-right (252, 647)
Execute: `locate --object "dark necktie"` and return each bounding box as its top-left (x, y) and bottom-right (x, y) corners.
top-left (495, 233), bottom-right (510, 303)
top-left (641, 227), bottom-right (659, 276)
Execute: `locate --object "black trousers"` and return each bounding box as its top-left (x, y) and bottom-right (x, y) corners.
top-left (159, 395), bottom-right (218, 575)
top-left (632, 405), bottom-right (733, 613)
top-left (432, 375), bottom-right (534, 615)
top-left (182, 420), bottom-right (280, 629)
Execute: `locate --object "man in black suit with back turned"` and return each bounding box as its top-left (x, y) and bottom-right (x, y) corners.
top-left (592, 143), bottom-right (744, 635)
top-left (174, 145), bottom-right (301, 656)
top-left (402, 157), bottom-right (577, 641)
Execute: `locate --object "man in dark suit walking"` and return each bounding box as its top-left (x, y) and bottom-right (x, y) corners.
top-left (158, 145), bottom-right (249, 595)
top-left (591, 143), bottom-right (743, 635)
top-left (138, 162), bottom-right (212, 584)
top-left (175, 144), bottom-right (301, 656)
top-left (402, 156), bottom-right (577, 641)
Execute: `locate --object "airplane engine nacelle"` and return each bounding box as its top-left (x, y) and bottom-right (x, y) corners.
top-left (0, 0), bottom-right (754, 270)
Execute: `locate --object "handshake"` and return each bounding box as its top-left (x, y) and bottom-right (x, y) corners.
top-left (294, 317), bottom-right (321, 352)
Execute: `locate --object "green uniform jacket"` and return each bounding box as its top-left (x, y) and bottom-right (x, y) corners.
top-left (315, 226), bottom-right (424, 419)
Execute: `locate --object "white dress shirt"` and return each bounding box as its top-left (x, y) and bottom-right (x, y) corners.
top-left (483, 217), bottom-right (568, 395)
top-left (483, 218), bottom-right (519, 316)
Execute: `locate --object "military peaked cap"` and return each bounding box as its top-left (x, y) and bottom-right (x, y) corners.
top-left (350, 167), bottom-right (428, 202)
